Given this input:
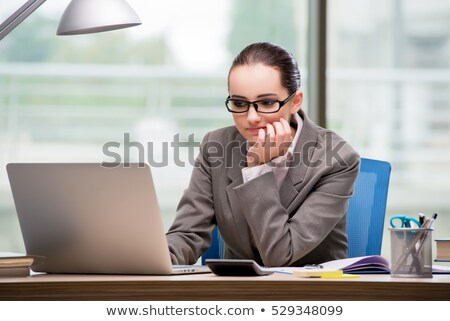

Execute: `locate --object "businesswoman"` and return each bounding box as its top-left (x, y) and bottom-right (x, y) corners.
top-left (166, 42), bottom-right (360, 267)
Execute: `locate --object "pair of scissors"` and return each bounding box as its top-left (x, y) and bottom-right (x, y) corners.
top-left (390, 215), bottom-right (421, 228)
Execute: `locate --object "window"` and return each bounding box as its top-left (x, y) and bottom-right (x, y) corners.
top-left (328, 0), bottom-right (450, 257)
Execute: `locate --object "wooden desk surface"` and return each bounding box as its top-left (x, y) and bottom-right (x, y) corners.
top-left (1, 273), bottom-right (450, 300)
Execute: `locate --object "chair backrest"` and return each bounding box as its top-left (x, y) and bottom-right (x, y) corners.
top-left (201, 226), bottom-right (225, 264)
top-left (201, 158), bottom-right (391, 264)
top-left (346, 158), bottom-right (391, 257)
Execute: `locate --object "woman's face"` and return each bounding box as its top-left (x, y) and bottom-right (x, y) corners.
top-left (228, 63), bottom-right (303, 143)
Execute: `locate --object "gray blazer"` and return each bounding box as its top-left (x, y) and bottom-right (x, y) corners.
top-left (166, 110), bottom-right (360, 267)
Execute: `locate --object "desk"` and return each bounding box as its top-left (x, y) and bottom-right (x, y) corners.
top-left (1, 273), bottom-right (450, 300)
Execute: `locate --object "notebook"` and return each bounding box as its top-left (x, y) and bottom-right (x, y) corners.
top-left (6, 163), bottom-right (209, 275)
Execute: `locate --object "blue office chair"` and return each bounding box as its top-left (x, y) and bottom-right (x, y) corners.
top-left (346, 158), bottom-right (391, 257)
top-left (202, 227), bottom-right (225, 264)
top-left (201, 158), bottom-right (391, 264)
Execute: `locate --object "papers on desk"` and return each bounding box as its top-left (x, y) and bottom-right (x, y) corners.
top-left (268, 255), bottom-right (450, 277)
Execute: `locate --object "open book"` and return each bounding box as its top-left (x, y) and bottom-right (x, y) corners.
top-left (268, 256), bottom-right (390, 275)
top-left (270, 255), bottom-right (450, 275)
top-left (321, 255), bottom-right (450, 274)
top-left (320, 255), bottom-right (390, 274)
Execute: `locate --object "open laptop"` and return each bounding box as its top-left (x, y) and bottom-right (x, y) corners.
top-left (6, 163), bottom-right (210, 275)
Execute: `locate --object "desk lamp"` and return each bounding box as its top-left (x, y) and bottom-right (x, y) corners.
top-left (0, 0), bottom-right (141, 41)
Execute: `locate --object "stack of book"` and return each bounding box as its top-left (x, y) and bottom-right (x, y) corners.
top-left (435, 238), bottom-right (450, 262)
top-left (0, 252), bottom-right (34, 277)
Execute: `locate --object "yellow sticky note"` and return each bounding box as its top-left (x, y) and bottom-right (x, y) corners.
top-left (321, 273), bottom-right (360, 279)
top-left (293, 270), bottom-right (360, 279)
top-left (293, 270), bottom-right (344, 278)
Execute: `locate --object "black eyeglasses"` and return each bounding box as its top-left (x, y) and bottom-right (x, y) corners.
top-left (225, 92), bottom-right (296, 114)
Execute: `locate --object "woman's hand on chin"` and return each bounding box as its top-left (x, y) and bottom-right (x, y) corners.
top-left (246, 118), bottom-right (292, 167)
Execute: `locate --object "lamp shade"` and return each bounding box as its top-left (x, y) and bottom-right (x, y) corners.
top-left (57, 0), bottom-right (141, 36)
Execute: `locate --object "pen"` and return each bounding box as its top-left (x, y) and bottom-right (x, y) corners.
top-left (419, 213), bottom-right (425, 226)
top-left (428, 213), bottom-right (438, 228)
top-left (416, 213), bottom-right (438, 253)
top-left (411, 213), bottom-right (438, 274)
top-left (407, 215), bottom-right (426, 272)
top-left (304, 264), bottom-right (323, 269)
top-left (419, 213), bottom-right (437, 229)
top-left (270, 270), bottom-right (293, 275)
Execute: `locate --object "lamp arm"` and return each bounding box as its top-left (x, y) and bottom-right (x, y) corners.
top-left (0, 0), bottom-right (47, 41)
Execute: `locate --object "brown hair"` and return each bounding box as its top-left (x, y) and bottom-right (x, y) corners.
top-left (229, 42), bottom-right (301, 94)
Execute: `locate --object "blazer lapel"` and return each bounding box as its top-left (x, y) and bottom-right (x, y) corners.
top-left (223, 128), bottom-right (246, 181)
top-left (280, 110), bottom-right (319, 209)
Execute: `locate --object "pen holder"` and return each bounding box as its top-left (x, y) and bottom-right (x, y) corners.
top-left (390, 228), bottom-right (433, 278)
